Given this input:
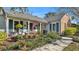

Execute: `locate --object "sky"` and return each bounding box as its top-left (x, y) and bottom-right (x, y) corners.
top-left (28, 7), bottom-right (59, 18)
top-left (4, 7), bottom-right (59, 18)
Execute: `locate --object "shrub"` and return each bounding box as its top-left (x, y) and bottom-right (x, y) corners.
top-left (34, 35), bottom-right (47, 46)
top-left (6, 44), bottom-right (20, 50)
top-left (72, 36), bottom-right (79, 42)
top-left (64, 27), bottom-right (77, 36)
top-left (15, 34), bottom-right (24, 40)
top-left (0, 32), bottom-right (7, 41)
top-left (25, 41), bottom-right (34, 47)
top-left (44, 37), bottom-right (53, 43)
top-left (47, 32), bottom-right (61, 40)
top-left (23, 34), bottom-right (28, 39)
top-left (0, 46), bottom-right (7, 51)
top-left (16, 24), bottom-right (23, 29)
top-left (2, 40), bottom-right (25, 50)
top-left (75, 26), bottom-right (79, 36)
top-left (16, 40), bottom-right (25, 47)
top-left (75, 31), bottom-right (79, 36)
top-left (25, 34), bottom-right (47, 50)
top-left (16, 24), bottom-right (23, 33)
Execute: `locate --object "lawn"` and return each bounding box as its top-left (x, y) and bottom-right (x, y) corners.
top-left (63, 42), bottom-right (79, 51)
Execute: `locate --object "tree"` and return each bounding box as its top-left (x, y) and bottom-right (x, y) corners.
top-left (71, 16), bottom-right (75, 20)
top-left (10, 7), bottom-right (28, 14)
top-left (59, 7), bottom-right (79, 18)
top-left (58, 7), bottom-right (79, 24)
top-left (45, 12), bottom-right (56, 18)
top-left (0, 7), bottom-right (7, 33)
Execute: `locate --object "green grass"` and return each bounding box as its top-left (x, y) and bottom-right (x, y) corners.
top-left (63, 42), bottom-right (79, 51)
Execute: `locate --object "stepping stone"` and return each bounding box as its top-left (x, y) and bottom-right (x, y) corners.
top-left (42, 44), bottom-right (63, 51)
top-left (49, 45), bottom-right (64, 51)
top-left (54, 40), bottom-right (68, 47)
top-left (60, 40), bottom-right (73, 44)
top-left (62, 37), bottom-right (72, 40)
top-left (32, 38), bottom-right (73, 51)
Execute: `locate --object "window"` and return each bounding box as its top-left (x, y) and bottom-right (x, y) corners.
top-left (53, 24), bottom-right (55, 31)
top-left (56, 23), bottom-right (59, 32)
top-left (9, 19), bottom-right (13, 29)
top-left (50, 24), bottom-right (52, 31)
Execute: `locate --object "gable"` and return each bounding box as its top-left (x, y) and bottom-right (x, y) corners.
top-left (61, 14), bottom-right (70, 22)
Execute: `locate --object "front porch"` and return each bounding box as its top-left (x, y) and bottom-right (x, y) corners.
top-left (7, 18), bottom-right (45, 35)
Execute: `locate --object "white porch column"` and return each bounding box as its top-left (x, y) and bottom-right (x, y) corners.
top-left (40, 23), bottom-right (42, 32)
top-left (59, 23), bottom-right (61, 34)
top-left (55, 23), bottom-right (56, 32)
top-left (51, 23), bottom-right (53, 32)
top-left (13, 20), bottom-right (14, 32)
top-left (28, 21), bottom-right (30, 34)
top-left (6, 18), bottom-right (9, 36)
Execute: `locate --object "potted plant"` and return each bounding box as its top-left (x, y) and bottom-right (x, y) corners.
top-left (16, 24), bottom-right (23, 34)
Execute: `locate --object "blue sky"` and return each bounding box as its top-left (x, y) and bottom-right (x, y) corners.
top-left (4, 7), bottom-right (59, 18)
top-left (28, 7), bottom-right (59, 18)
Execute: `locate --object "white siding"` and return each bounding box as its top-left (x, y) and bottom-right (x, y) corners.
top-left (46, 22), bottom-right (61, 33)
top-left (46, 24), bottom-right (50, 33)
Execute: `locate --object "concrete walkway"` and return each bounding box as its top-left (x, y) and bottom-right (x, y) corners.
top-left (32, 37), bottom-right (73, 51)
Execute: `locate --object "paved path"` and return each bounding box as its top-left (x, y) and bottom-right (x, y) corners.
top-left (32, 37), bottom-right (73, 51)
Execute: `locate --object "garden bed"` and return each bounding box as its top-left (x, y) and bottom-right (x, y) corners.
top-left (0, 32), bottom-right (61, 51)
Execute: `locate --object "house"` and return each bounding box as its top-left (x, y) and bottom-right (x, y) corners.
top-left (0, 11), bottom-right (71, 35)
top-left (45, 13), bottom-right (71, 34)
top-left (0, 12), bottom-right (47, 35)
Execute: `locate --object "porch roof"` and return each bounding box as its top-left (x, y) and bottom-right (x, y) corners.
top-left (7, 12), bottom-right (48, 23)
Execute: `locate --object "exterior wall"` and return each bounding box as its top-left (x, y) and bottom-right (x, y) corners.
top-left (46, 23), bottom-right (51, 33)
top-left (46, 22), bottom-right (60, 34)
top-left (0, 16), bottom-right (5, 32)
top-left (51, 22), bottom-right (60, 33)
top-left (60, 14), bottom-right (70, 34)
top-left (46, 14), bottom-right (70, 34)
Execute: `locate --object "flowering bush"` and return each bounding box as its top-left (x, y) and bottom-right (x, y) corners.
top-left (64, 27), bottom-right (77, 36)
top-left (0, 32), bottom-right (7, 41)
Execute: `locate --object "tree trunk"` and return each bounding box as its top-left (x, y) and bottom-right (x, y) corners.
top-left (2, 9), bottom-right (9, 37)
